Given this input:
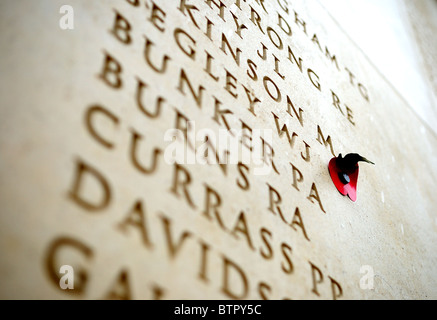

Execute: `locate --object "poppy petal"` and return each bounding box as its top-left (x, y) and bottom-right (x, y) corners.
top-left (328, 157), bottom-right (359, 202)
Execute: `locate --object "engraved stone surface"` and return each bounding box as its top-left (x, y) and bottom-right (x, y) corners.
top-left (0, 0), bottom-right (437, 299)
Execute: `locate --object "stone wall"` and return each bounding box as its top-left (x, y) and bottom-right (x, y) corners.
top-left (0, 0), bottom-right (436, 299)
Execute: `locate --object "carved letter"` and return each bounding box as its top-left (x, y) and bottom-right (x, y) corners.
top-left (118, 200), bottom-right (152, 248)
top-left (45, 236), bottom-right (93, 295)
top-left (221, 256), bottom-right (249, 299)
top-left (68, 159), bottom-right (111, 212)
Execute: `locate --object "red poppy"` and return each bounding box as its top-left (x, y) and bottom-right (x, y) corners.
top-left (328, 157), bottom-right (359, 202)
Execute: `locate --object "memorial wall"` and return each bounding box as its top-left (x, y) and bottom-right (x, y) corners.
top-left (1, 0), bottom-right (437, 300)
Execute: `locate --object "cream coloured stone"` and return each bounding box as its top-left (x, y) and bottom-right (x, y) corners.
top-left (0, 0), bottom-right (436, 300)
